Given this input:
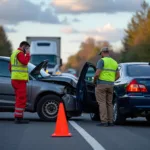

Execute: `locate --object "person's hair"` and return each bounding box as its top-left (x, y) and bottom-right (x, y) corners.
top-left (19, 41), bottom-right (30, 47)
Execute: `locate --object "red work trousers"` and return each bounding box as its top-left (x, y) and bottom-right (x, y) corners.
top-left (11, 80), bottom-right (27, 118)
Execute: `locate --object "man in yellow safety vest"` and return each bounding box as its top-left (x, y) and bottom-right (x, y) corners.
top-left (94, 47), bottom-right (120, 127)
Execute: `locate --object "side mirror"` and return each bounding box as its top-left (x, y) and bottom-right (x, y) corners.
top-left (60, 58), bottom-right (63, 67)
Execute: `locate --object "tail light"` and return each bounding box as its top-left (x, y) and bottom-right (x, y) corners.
top-left (126, 79), bottom-right (147, 93)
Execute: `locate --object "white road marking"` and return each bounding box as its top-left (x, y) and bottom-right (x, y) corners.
top-left (69, 121), bottom-right (106, 150)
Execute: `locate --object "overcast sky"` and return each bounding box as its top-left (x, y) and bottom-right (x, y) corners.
top-left (0, 0), bottom-right (149, 62)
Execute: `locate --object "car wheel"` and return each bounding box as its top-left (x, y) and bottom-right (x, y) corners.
top-left (37, 95), bottom-right (61, 121)
top-left (146, 115), bottom-right (150, 123)
top-left (113, 99), bottom-right (126, 125)
top-left (90, 113), bottom-right (100, 121)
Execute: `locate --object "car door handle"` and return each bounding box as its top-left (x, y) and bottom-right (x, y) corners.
top-left (115, 80), bottom-right (121, 83)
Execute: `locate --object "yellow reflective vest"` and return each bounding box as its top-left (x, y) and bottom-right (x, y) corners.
top-left (10, 50), bottom-right (28, 80)
top-left (99, 57), bottom-right (118, 82)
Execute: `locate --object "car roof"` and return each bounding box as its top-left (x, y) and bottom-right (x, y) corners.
top-left (119, 62), bottom-right (149, 66)
top-left (0, 56), bottom-right (10, 60)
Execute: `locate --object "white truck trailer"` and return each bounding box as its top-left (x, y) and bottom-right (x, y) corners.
top-left (26, 36), bottom-right (62, 75)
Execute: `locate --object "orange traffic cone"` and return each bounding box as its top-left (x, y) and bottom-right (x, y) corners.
top-left (52, 102), bottom-right (72, 137)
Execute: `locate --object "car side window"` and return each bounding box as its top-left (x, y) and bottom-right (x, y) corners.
top-left (0, 60), bottom-right (10, 77)
top-left (85, 66), bottom-right (95, 83)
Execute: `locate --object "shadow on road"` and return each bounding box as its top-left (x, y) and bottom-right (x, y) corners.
top-left (123, 120), bottom-right (150, 128)
top-left (70, 117), bottom-right (150, 128)
top-left (0, 115), bottom-right (150, 128)
top-left (0, 118), bottom-right (46, 123)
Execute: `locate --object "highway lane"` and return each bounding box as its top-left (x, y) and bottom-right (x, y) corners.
top-left (0, 113), bottom-right (92, 150)
top-left (74, 116), bottom-right (150, 150)
top-left (0, 113), bottom-right (150, 150)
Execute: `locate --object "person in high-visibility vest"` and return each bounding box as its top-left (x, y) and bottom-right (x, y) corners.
top-left (9, 41), bottom-right (30, 124)
top-left (93, 47), bottom-right (120, 127)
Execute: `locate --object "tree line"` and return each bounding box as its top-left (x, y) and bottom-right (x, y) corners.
top-left (0, 26), bottom-right (12, 56)
top-left (62, 1), bottom-right (150, 75)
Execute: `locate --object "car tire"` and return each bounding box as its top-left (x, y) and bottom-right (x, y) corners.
top-left (113, 99), bottom-right (126, 125)
top-left (90, 113), bottom-right (100, 121)
top-left (37, 95), bottom-right (61, 121)
top-left (146, 115), bottom-right (150, 124)
top-left (66, 112), bottom-right (72, 120)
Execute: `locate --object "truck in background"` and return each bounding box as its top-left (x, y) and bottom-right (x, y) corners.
top-left (26, 36), bottom-right (62, 75)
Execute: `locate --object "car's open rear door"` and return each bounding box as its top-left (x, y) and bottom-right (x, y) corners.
top-left (76, 62), bottom-right (99, 113)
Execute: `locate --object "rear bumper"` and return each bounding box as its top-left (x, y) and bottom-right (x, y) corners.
top-left (118, 95), bottom-right (150, 115)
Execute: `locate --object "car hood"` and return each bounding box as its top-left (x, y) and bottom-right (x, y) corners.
top-left (40, 75), bottom-right (77, 88)
top-left (30, 60), bottom-right (48, 76)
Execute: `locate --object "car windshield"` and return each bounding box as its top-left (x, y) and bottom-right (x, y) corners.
top-left (30, 55), bottom-right (57, 66)
top-left (28, 63), bottom-right (50, 79)
top-left (127, 64), bottom-right (150, 77)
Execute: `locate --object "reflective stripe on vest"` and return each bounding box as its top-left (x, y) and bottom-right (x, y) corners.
top-left (15, 107), bottom-right (24, 111)
top-left (10, 50), bottom-right (28, 80)
top-left (99, 57), bottom-right (118, 82)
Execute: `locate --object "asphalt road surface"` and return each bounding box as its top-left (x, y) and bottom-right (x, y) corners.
top-left (0, 113), bottom-right (150, 150)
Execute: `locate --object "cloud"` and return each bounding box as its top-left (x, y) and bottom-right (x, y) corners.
top-left (84, 24), bottom-right (124, 42)
top-left (61, 24), bottom-right (124, 42)
top-left (4, 26), bottom-right (17, 33)
top-left (69, 40), bottom-right (82, 43)
top-left (86, 24), bottom-right (124, 42)
top-left (51, 0), bottom-right (142, 14)
top-left (72, 18), bottom-right (80, 22)
top-left (61, 16), bottom-right (69, 24)
top-left (60, 26), bottom-right (79, 34)
top-left (0, 0), bottom-right (60, 25)
top-left (87, 24), bottom-right (124, 42)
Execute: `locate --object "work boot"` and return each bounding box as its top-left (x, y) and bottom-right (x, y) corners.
top-left (14, 118), bottom-right (29, 124)
top-left (108, 122), bottom-right (114, 126)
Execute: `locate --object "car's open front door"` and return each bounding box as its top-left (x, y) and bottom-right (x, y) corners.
top-left (76, 62), bottom-right (99, 113)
